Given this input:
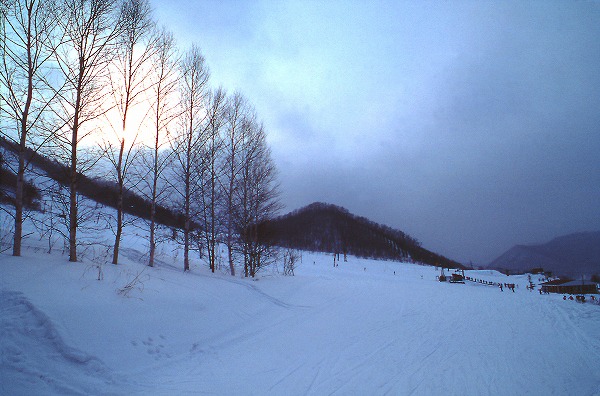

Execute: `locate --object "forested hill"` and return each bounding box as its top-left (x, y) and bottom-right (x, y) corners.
top-left (261, 202), bottom-right (464, 268)
top-left (0, 136), bottom-right (185, 229)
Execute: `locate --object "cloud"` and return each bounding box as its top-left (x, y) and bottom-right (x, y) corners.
top-left (152, 0), bottom-right (600, 264)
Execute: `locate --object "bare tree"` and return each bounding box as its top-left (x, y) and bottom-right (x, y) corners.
top-left (53, 0), bottom-right (123, 262)
top-left (103, 0), bottom-right (155, 265)
top-left (199, 86), bottom-right (226, 273)
top-left (220, 92), bottom-right (253, 276)
top-left (283, 248), bottom-right (301, 276)
top-left (135, 26), bottom-right (179, 267)
top-left (170, 45), bottom-right (209, 271)
top-left (234, 119), bottom-right (281, 277)
top-left (0, 0), bottom-right (62, 256)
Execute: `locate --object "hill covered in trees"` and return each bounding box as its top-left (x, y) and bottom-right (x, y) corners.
top-left (261, 202), bottom-right (463, 268)
top-left (0, 137), bottom-right (185, 229)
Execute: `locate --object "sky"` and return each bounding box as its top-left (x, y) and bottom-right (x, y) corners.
top-left (150, 0), bottom-right (600, 265)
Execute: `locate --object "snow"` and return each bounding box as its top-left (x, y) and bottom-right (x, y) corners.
top-left (2, 206), bottom-right (600, 395)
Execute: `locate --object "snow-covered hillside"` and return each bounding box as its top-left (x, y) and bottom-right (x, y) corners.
top-left (2, 207), bottom-right (600, 395)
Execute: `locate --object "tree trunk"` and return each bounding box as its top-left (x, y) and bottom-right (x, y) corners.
top-left (112, 138), bottom-right (125, 264)
top-left (112, 192), bottom-right (123, 265)
top-left (183, 220), bottom-right (190, 271)
top-left (183, 167), bottom-right (190, 272)
top-left (148, 172), bottom-right (157, 267)
top-left (148, 114), bottom-right (161, 267)
top-left (69, 73), bottom-right (83, 263)
top-left (148, 218), bottom-right (156, 267)
top-left (13, 150), bottom-right (25, 257)
top-left (227, 234), bottom-right (235, 276)
top-left (69, 132), bottom-right (78, 262)
top-left (226, 181), bottom-right (235, 275)
top-left (210, 156), bottom-right (216, 273)
top-left (12, 12), bottom-right (35, 257)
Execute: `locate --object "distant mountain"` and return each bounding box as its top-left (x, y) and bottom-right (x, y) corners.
top-left (260, 202), bottom-right (464, 269)
top-left (489, 231), bottom-right (600, 277)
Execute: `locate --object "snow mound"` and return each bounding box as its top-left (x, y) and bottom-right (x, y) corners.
top-left (0, 290), bottom-right (128, 395)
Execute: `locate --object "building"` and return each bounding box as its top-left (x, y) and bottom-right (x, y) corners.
top-left (541, 279), bottom-right (599, 294)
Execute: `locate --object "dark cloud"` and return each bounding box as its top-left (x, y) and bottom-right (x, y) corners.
top-left (153, 0), bottom-right (600, 264)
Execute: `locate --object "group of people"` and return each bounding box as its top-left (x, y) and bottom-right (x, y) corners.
top-left (563, 294), bottom-right (598, 304)
top-left (499, 283), bottom-right (516, 292)
top-left (463, 276), bottom-right (518, 292)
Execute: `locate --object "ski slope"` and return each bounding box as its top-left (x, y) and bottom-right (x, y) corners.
top-left (2, 220), bottom-right (600, 395)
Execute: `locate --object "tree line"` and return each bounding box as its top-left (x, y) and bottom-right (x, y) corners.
top-left (0, 0), bottom-right (281, 277)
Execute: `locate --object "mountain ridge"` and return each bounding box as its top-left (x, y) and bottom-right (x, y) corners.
top-left (489, 231), bottom-right (600, 277)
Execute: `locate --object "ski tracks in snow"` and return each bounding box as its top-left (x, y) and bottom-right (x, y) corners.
top-left (121, 246), bottom-right (309, 310)
top-left (209, 275), bottom-right (307, 310)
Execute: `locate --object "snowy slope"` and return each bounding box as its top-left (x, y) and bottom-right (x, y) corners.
top-left (2, 213), bottom-right (600, 396)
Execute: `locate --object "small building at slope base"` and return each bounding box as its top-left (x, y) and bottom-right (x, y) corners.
top-left (541, 279), bottom-right (598, 294)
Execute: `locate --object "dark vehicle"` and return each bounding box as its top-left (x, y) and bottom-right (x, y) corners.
top-left (450, 273), bottom-right (465, 284)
